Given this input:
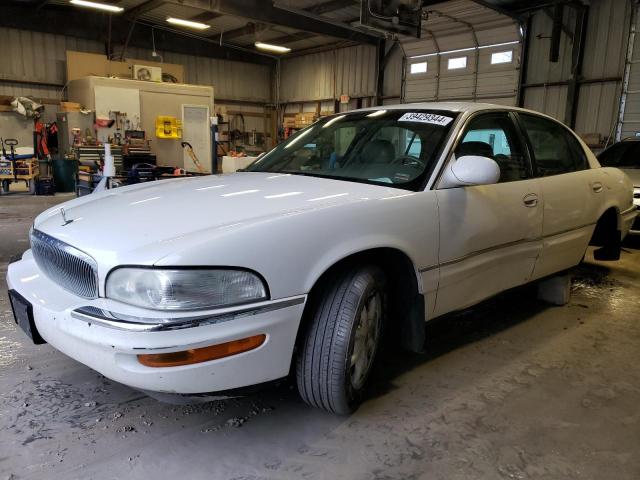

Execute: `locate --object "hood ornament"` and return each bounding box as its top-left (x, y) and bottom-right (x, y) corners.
top-left (60, 208), bottom-right (74, 226)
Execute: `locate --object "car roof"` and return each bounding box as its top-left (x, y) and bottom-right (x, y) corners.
top-left (351, 102), bottom-right (556, 118)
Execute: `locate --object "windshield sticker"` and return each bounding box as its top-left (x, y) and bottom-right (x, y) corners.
top-left (398, 112), bottom-right (453, 126)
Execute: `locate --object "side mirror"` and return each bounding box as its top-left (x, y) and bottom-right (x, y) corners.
top-left (439, 155), bottom-right (501, 188)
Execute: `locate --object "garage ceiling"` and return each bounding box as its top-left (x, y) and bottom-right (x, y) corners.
top-left (0, 0), bottom-right (549, 64)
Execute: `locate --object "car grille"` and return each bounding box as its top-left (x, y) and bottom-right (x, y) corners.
top-left (30, 229), bottom-right (99, 299)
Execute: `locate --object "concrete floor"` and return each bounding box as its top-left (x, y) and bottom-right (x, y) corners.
top-left (1, 193), bottom-right (639, 480)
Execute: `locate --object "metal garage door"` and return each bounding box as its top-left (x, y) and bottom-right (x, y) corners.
top-left (402, 0), bottom-right (521, 106)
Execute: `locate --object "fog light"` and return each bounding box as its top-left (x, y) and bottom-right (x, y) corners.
top-left (137, 334), bottom-right (266, 367)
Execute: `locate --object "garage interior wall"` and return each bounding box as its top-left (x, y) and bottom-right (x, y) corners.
top-left (522, 0), bottom-right (633, 144)
top-left (0, 26), bottom-right (273, 143)
top-left (278, 44), bottom-right (378, 112)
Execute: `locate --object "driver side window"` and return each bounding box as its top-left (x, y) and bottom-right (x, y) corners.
top-left (456, 113), bottom-right (529, 183)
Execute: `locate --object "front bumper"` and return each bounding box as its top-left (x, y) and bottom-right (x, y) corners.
top-left (7, 255), bottom-right (306, 394)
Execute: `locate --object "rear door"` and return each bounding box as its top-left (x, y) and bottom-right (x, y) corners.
top-left (433, 111), bottom-right (543, 317)
top-left (516, 113), bottom-right (602, 279)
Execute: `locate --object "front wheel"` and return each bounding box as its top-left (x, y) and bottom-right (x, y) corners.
top-left (296, 264), bottom-right (386, 414)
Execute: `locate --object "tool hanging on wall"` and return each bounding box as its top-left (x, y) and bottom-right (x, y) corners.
top-left (180, 141), bottom-right (205, 174)
top-left (33, 116), bottom-right (50, 160)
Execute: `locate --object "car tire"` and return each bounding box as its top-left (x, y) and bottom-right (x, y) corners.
top-left (296, 264), bottom-right (386, 414)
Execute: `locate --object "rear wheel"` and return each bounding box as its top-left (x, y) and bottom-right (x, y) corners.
top-left (296, 264), bottom-right (386, 414)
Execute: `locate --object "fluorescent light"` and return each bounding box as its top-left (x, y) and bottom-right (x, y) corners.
top-left (255, 42), bottom-right (291, 54)
top-left (166, 17), bottom-right (211, 30)
top-left (70, 0), bottom-right (124, 13)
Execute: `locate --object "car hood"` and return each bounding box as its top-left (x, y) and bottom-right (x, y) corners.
top-left (620, 168), bottom-right (640, 186)
top-left (34, 172), bottom-right (406, 264)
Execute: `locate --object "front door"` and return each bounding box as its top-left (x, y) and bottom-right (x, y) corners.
top-left (433, 112), bottom-right (543, 317)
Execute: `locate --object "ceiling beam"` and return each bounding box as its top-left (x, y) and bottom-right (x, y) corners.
top-left (469, 0), bottom-right (525, 21)
top-left (211, 0), bottom-right (362, 44)
top-left (172, 0), bottom-right (380, 45)
top-left (218, 22), bottom-right (260, 41)
top-left (125, 0), bottom-right (167, 19)
top-left (305, 0), bottom-right (356, 15)
top-left (266, 31), bottom-right (317, 46)
top-left (189, 11), bottom-right (222, 22)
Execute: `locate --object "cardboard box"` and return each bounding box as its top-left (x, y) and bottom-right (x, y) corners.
top-left (60, 102), bottom-right (81, 112)
top-left (580, 133), bottom-right (602, 147)
top-left (294, 112), bottom-right (317, 128)
top-left (283, 116), bottom-right (296, 128)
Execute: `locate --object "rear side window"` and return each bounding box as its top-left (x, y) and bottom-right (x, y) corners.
top-left (519, 114), bottom-right (588, 176)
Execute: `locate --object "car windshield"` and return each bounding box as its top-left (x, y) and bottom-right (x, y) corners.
top-left (597, 141), bottom-right (640, 168)
top-left (245, 109), bottom-right (457, 190)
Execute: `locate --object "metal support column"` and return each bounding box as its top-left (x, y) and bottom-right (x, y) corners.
top-left (616, 2), bottom-right (638, 142)
top-left (564, 4), bottom-right (589, 129)
top-left (517, 15), bottom-right (532, 107)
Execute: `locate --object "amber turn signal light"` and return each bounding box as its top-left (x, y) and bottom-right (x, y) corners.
top-left (137, 334), bottom-right (266, 367)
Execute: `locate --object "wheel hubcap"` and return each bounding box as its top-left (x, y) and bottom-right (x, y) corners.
top-left (350, 291), bottom-right (381, 390)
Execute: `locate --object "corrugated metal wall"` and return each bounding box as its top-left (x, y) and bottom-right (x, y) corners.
top-left (618, 2), bottom-right (639, 139)
top-left (522, 0), bottom-right (632, 140)
top-left (279, 44), bottom-right (377, 102)
top-left (0, 27), bottom-right (272, 103)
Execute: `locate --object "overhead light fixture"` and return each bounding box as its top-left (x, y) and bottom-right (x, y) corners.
top-left (69, 0), bottom-right (124, 13)
top-left (255, 42), bottom-right (291, 54)
top-left (166, 17), bottom-right (211, 30)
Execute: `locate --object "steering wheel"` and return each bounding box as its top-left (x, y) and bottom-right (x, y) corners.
top-left (392, 155), bottom-right (426, 169)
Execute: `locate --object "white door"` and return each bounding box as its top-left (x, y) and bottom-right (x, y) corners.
top-left (516, 113), bottom-right (602, 279)
top-left (433, 111), bottom-right (543, 317)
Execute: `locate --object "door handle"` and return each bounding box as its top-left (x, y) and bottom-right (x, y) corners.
top-left (523, 193), bottom-right (538, 208)
top-left (592, 182), bottom-right (603, 193)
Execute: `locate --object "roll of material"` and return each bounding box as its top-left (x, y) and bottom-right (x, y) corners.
top-left (103, 143), bottom-right (116, 177)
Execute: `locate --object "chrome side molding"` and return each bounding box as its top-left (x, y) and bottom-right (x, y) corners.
top-left (70, 296), bottom-right (306, 332)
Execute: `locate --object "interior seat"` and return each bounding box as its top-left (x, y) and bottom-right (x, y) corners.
top-left (456, 141), bottom-right (494, 159)
top-left (361, 139), bottom-right (396, 164)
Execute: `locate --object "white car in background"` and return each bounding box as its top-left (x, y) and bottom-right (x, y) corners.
top-left (597, 138), bottom-right (640, 235)
top-left (7, 103), bottom-right (636, 414)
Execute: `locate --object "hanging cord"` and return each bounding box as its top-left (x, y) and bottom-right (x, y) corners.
top-left (151, 26), bottom-right (164, 63)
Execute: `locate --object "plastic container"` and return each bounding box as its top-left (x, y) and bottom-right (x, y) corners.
top-left (52, 158), bottom-right (79, 193)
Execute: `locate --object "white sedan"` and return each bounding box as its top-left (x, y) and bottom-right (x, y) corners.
top-left (7, 103), bottom-right (636, 414)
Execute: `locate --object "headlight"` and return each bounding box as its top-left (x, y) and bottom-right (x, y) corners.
top-left (106, 268), bottom-right (268, 311)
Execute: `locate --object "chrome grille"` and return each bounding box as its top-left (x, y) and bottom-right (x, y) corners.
top-left (30, 229), bottom-right (99, 299)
